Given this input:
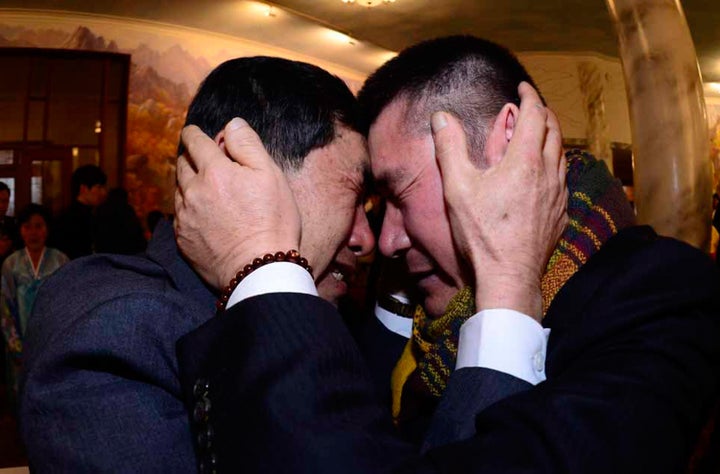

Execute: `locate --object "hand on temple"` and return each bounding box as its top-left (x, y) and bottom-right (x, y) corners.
top-left (175, 118), bottom-right (302, 290)
top-left (432, 82), bottom-right (568, 321)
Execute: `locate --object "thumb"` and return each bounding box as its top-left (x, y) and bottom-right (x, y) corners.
top-left (431, 111), bottom-right (473, 189)
top-left (223, 117), bottom-right (277, 171)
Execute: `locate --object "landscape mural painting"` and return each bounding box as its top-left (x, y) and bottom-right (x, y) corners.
top-left (0, 10), bottom-right (360, 221)
top-left (2, 10), bottom-right (719, 223)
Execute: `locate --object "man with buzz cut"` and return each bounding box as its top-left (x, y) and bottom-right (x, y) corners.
top-left (173, 36), bottom-right (720, 473)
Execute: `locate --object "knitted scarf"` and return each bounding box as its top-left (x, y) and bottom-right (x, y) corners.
top-left (390, 150), bottom-right (637, 429)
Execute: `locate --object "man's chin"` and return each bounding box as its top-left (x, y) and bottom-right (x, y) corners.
top-left (422, 295), bottom-right (450, 319)
top-left (416, 275), bottom-right (457, 318)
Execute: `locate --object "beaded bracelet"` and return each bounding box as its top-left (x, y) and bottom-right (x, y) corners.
top-left (216, 249), bottom-right (313, 311)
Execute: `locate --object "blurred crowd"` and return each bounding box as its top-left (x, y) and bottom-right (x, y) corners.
top-left (0, 165), bottom-right (163, 410)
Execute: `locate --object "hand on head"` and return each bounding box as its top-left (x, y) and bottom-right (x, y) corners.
top-left (175, 118), bottom-right (301, 290)
top-left (432, 82), bottom-right (568, 320)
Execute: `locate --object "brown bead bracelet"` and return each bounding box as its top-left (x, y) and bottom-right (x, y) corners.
top-left (216, 249), bottom-right (313, 311)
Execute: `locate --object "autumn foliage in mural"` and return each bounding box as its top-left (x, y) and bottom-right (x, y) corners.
top-left (0, 24), bottom-right (212, 219)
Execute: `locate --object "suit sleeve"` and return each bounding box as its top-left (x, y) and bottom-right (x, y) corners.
top-left (21, 293), bottom-right (198, 473)
top-left (178, 293), bottom-right (420, 474)
top-left (177, 236), bottom-right (720, 474)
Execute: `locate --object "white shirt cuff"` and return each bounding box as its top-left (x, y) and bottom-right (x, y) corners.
top-left (374, 303), bottom-right (413, 339)
top-left (456, 309), bottom-right (550, 385)
top-left (226, 262), bottom-right (318, 309)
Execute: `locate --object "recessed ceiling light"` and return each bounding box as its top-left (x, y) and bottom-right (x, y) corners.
top-left (326, 29), bottom-right (356, 45)
top-left (705, 82), bottom-right (720, 96)
top-left (342, 0), bottom-right (396, 7)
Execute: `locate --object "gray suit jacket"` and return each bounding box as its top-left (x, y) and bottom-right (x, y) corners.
top-left (20, 221), bottom-right (215, 473)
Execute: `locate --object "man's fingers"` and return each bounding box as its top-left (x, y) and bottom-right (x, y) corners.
top-left (176, 154), bottom-right (195, 191)
top-left (518, 81), bottom-right (544, 108)
top-left (506, 82), bottom-right (548, 164)
top-left (543, 108), bottom-right (563, 168)
top-left (181, 125), bottom-right (223, 172)
top-left (431, 111), bottom-right (473, 189)
top-left (222, 117), bottom-right (277, 171)
top-left (173, 187), bottom-right (183, 216)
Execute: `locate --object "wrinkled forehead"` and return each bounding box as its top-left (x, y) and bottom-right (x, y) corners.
top-left (367, 98), bottom-right (433, 184)
top-left (335, 126), bottom-right (370, 172)
top-left (372, 96), bottom-right (430, 138)
top-left (303, 125), bottom-right (370, 193)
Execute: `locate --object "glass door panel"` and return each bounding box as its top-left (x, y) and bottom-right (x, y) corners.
top-left (31, 160), bottom-right (63, 216)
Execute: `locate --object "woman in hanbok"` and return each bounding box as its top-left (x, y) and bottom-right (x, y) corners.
top-left (1, 204), bottom-right (68, 403)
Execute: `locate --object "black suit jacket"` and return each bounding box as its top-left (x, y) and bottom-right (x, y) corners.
top-left (177, 226), bottom-right (720, 473)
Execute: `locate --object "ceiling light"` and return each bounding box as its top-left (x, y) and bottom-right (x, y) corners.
top-left (342, 0), bottom-right (396, 7)
top-left (704, 82), bottom-right (720, 96)
top-left (326, 29), bottom-right (356, 45)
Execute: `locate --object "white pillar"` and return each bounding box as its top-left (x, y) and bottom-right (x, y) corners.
top-left (605, 0), bottom-right (712, 250)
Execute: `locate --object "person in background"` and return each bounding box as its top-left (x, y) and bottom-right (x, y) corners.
top-left (0, 222), bottom-right (15, 407)
top-left (54, 165), bottom-right (107, 259)
top-left (1, 204), bottom-right (68, 402)
top-left (0, 224), bottom-right (16, 265)
top-left (94, 188), bottom-right (146, 255)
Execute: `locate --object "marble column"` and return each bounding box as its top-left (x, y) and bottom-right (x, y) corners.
top-left (577, 61), bottom-right (613, 172)
top-left (605, 0), bottom-right (712, 251)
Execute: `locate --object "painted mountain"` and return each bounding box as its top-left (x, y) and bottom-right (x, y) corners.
top-left (0, 24), bottom-right (213, 217)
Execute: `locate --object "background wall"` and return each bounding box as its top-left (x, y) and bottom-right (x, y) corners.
top-left (706, 97), bottom-right (720, 192)
top-left (0, 10), bottom-right (369, 219)
top-left (2, 9), bottom-right (718, 219)
top-left (520, 52), bottom-right (632, 145)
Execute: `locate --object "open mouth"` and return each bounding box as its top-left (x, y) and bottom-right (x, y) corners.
top-left (328, 261), bottom-right (355, 285)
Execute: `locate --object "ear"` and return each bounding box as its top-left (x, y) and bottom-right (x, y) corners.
top-left (214, 130), bottom-right (228, 155)
top-left (483, 103), bottom-right (519, 167)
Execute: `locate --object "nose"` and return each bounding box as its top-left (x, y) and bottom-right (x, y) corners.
top-left (378, 202), bottom-right (411, 258)
top-left (347, 204), bottom-right (375, 258)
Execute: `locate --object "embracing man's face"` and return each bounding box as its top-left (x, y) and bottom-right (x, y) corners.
top-left (287, 125), bottom-right (375, 306)
top-left (369, 98), bottom-right (472, 318)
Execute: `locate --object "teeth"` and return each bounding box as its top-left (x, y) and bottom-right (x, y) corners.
top-left (331, 270), bottom-right (344, 281)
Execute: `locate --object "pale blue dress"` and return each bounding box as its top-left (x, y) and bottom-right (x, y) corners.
top-left (1, 247), bottom-right (68, 395)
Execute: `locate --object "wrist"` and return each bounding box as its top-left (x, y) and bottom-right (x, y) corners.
top-left (219, 237), bottom-right (300, 288)
top-left (216, 249), bottom-right (313, 311)
top-left (474, 274), bottom-right (542, 322)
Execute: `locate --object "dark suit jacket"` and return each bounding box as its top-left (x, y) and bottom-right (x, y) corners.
top-left (20, 221), bottom-right (215, 473)
top-left (352, 309), bottom-right (409, 405)
top-left (177, 226), bottom-right (720, 473)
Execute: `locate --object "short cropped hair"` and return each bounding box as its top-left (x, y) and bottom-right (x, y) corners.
top-left (0, 182), bottom-right (10, 195)
top-left (358, 35), bottom-right (542, 162)
top-left (182, 56), bottom-right (360, 172)
top-left (71, 165), bottom-right (107, 200)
